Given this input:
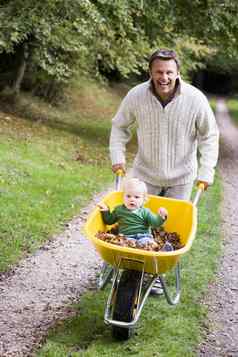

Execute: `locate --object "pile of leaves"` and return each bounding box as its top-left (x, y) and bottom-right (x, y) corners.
top-left (95, 227), bottom-right (183, 252)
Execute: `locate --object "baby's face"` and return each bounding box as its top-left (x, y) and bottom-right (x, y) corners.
top-left (123, 187), bottom-right (145, 210)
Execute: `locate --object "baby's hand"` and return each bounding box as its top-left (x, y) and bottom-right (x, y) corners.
top-left (97, 202), bottom-right (109, 211)
top-left (158, 207), bottom-right (168, 220)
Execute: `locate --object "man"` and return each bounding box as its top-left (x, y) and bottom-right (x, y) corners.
top-left (109, 49), bottom-right (219, 200)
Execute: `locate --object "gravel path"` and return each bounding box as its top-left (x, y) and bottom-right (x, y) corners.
top-left (0, 99), bottom-right (237, 357)
top-left (199, 99), bottom-right (238, 356)
top-left (0, 189), bottom-right (111, 357)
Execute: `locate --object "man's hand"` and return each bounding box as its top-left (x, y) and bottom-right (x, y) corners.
top-left (112, 163), bottom-right (126, 174)
top-left (197, 180), bottom-right (209, 190)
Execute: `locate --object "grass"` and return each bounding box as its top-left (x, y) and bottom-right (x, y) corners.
top-left (226, 98), bottom-right (238, 125)
top-left (38, 178), bottom-right (222, 357)
top-left (0, 79), bottom-right (134, 271)
top-left (209, 97), bottom-right (216, 111)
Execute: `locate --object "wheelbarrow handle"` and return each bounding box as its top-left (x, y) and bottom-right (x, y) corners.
top-left (115, 169), bottom-right (124, 191)
top-left (193, 182), bottom-right (205, 206)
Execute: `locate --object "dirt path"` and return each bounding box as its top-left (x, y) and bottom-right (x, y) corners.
top-left (199, 99), bottom-right (238, 356)
top-left (0, 189), bottom-right (111, 357)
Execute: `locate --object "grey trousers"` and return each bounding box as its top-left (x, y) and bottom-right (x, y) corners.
top-left (145, 181), bottom-right (194, 201)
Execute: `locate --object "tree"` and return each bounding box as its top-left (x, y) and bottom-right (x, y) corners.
top-left (0, 0), bottom-right (101, 95)
top-left (1, 0), bottom-right (238, 98)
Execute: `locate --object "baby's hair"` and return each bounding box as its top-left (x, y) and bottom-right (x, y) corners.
top-left (123, 178), bottom-right (148, 200)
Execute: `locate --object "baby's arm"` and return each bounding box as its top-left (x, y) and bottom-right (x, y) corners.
top-left (158, 207), bottom-right (168, 220)
top-left (97, 203), bottom-right (118, 225)
top-left (145, 207), bottom-right (168, 227)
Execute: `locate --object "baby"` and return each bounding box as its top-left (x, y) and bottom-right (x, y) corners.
top-left (98, 178), bottom-right (168, 247)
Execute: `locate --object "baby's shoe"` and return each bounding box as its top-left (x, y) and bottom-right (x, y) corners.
top-left (161, 241), bottom-right (174, 252)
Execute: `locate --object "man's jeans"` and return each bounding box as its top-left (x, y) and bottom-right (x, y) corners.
top-left (145, 182), bottom-right (193, 201)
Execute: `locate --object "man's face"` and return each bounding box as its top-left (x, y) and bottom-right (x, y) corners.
top-left (150, 59), bottom-right (179, 101)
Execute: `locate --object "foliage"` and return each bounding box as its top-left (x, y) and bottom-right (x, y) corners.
top-left (1, 0), bottom-right (238, 96)
top-left (0, 1), bottom-right (97, 82)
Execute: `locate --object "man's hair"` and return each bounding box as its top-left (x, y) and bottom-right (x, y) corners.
top-left (149, 49), bottom-right (180, 70)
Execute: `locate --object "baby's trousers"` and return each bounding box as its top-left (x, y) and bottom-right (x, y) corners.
top-left (126, 233), bottom-right (154, 246)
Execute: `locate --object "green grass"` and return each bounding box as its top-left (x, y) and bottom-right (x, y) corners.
top-left (226, 98), bottom-right (238, 125)
top-left (209, 97), bottom-right (216, 112)
top-left (38, 178), bottom-right (222, 357)
top-left (0, 79), bottom-right (132, 271)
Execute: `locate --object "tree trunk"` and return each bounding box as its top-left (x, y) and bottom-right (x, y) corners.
top-left (11, 43), bottom-right (28, 95)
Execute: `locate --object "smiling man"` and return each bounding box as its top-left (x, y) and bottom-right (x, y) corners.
top-left (149, 49), bottom-right (179, 104)
top-left (109, 49), bottom-right (219, 201)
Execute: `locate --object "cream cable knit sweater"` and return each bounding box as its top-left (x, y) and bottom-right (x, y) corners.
top-left (110, 79), bottom-right (219, 186)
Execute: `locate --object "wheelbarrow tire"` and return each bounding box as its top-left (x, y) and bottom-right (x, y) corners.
top-left (112, 269), bottom-right (142, 340)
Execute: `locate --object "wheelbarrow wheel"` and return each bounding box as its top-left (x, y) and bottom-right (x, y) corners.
top-left (112, 269), bottom-right (142, 340)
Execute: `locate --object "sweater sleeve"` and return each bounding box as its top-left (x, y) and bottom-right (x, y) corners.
top-left (101, 209), bottom-right (118, 225)
top-left (144, 208), bottom-right (166, 228)
top-left (196, 96), bottom-right (219, 184)
top-left (109, 91), bottom-right (136, 165)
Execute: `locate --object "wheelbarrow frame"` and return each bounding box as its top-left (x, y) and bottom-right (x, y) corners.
top-left (103, 258), bottom-right (181, 329)
top-left (85, 174), bottom-right (204, 337)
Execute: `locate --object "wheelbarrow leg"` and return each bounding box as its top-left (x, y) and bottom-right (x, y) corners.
top-left (97, 262), bottom-right (113, 290)
top-left (159, 263), bottom-right (181, 305)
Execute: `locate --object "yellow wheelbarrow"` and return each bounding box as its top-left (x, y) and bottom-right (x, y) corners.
top-left (84, 177), bottom-right (204, 340)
